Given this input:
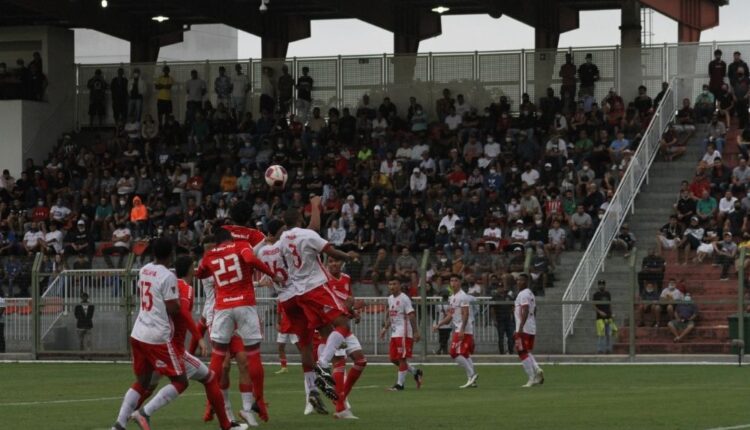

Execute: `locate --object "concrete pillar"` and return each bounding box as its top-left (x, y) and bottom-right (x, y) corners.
top-left (620, 0), bottom-right (642, 102)
top-left (129, 36), bottom-right (160, 63)
top-left (261, 37), bottom-right (289, 60)
top-left (534, 29), bottom-right (560, 105)
top-left (676, 24), bottom-right (702, 103)
top-left (393, 33), bottom-right (419, 86)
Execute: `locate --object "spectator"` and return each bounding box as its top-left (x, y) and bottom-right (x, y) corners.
top-left (593, 279), bottom-right (615, 354)
top-left (128, 68), bottom-right (146, 120)
top-left (102, 222), bottom-right (131, 268)
top-left (559, 53), bottom-right (577, 99)
top-left (394, 247), bottom-right (418, 282)
top-left (569, 204), bottom-right (593, 250)
top-left (64, 220), bottom-right (92, 267)
top-left (611, 224), bottom-right (636, 257)
top-left (433, 290), bottom-right (452, 355)
top-left (694, 84), bottom-right (715, 123)
top-left (638, 282), bottom-right (661, 327)
top-left (22, 222), bottom-right (44, 255)
top-left (110, 68), bottom-right (128, 123)
top-left (656, 215), bottom-right (682, 257)
top-left (713, 232), bottom-right (737, 281)
top-left (638, 248), bottom-right (666, 290)
top-left (74, 292), bottom-right (94, 352)
top-left (659, 278), bottom-right (684, 318)
top-left (668, 294), bottom-right (698, 343)
top-left (130, 196), bottom-right (148, 239)
top-left (708, 49), bottom-right (727, 97)
top-left (490, 282), bottom-right (515, 355)
top-left (87, 69), bottom-right (107, 126)
top-left (42, 221), bottom-right (64, 256)
top-left (277, 65), bottom-right (294, 115)
top-left (296, 66), bottom-right (313, 121)
top-left (674, 98), bottom-right (696, 133)
top-left (185, 69), bottom-right (207, 125)
top-left (578, 53), bottom-right (600, 97)
top-left (154, 65), bottom-right (174, 127)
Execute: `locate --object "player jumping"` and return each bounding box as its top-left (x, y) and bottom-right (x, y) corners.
top-left (514, 273), bottom-right (544, 387)
top-left (434, 274), bottom-right (478, 389)
top-left (197, 227), bottom-right (282, 423)
top-left (279, 208), bottom-right (362, 419)
top-left (380, 279), bottom-right (423, 391)
top-left (130, 255), bottom-right (248, 430)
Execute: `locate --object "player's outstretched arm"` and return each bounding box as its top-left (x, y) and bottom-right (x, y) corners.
top-left (307, 195), bottom-right (322, 232)
top-left (322, 244), bottom-right (358, 262)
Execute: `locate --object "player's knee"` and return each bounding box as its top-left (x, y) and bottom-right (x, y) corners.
top-left (131, 381), bottom-right (148, 395)
top-left (171, 379), bottom-right (188, 394)
top-left (518, 351), bottom-right (529, 361)
top-left (353, 357), bottom-right (367, 369)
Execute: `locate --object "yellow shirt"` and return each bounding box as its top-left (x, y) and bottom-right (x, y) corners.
top-left (156, 75), bottom-right (174, 101)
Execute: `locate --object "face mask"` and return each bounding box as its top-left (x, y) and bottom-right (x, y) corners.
top-left (119, 200), bottom-right (126, 206)
top-left (535, 220), bottom-right (542, 226)
top-left (241, 171), bottom-right (247, 176)
top-left (487, 137), bottom-right (493, 143)
top-left (440, 258), bottom-right (448, 263)
top-left (37, 201), bottom-right (43, 207)
top-left (583, 165), bottom-right (590, 170)
top-left (511, 167), bottom-right (518, 173)
top-left (668, 283), bottom-right (675, 290)
top-left (489, 169), bottom-right (496, 174)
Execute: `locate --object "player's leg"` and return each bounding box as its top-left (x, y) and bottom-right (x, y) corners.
top-left (236, 306), bottom-right (268, 422)
top-left (188, 317), bottom-right (209, 355)
top-left (332, 355), bottom-right (347, 411)
top-left (336, 345), bottom-right (365, 420)
top-left (450, 333), bottom-right (477, 388)
top-left (183, 352), bottom-right (240, 430)
top-left (134, 343), bottom-right (189, 427)
top-left (388, 337), bottom-right (405, 391)
top-left (113, 340), bottom-right (153, 430)
top-left (517, 334), bottom-right (541, 387)
top-left (276, 333), bottom-right (289, 373)
top-left (233, 346), bottom-right (259, 426)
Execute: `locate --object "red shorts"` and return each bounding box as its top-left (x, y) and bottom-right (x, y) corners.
top-left (297, 284), bottom-right (348, 330)
top-left (515, 333), bottom-right (535, 356)
top-left (131, 337), bottom-right (185, 377)
top-left (229, 335), bottom-right (244, 358)
top-left (277, 303), bottom-right (293, 334)
top-left (449, 333), bottom-right (475, 359)
top-left (389, 337), bottom-right (414, 361)
top-left (312, 331), bottom-right (323, 362)
top-left (279, 297), bottom-right (313, 347)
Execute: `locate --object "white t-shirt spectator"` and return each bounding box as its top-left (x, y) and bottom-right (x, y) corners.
top-left (410, 172), bottom-right (427, 193)
top-left (50, 204), bottom-right (71, 222)
top-left (341, 202), bottom-right (360, 224)
top-left (521, 169), bottom-right (540, 187)
top-left (719, 196), bottom-right (738, 214)
top-left (231, 74), bottom-right (249, 98)
top-left (380, 160), bottom-right (400, 177)
top-left (482, 227), bottom-right (502, 248)
top-left (113, 228), bottom-right (131, 249)
top-left (701, 150), bottom-right (722, 165)
top-left (444, 113), bottom-right (463, 131)
top-left (455, 101), bottom-right (471, 117)
top-left (116, 177), bottom-right (135, 195)
top-left (511, 227), bottom-right (529, 241)
top-left (438, 214), bottom-right (460, 233)
top-left (124, 120), bottom-right (141, 140)
top-left (24, 230), bottom-right (44, 249)
top-left (396, 145), bottom-right (413, 160)
top-left (45, 230), bottom-right (64, 254)
top-left (186, 78), bottom-right (207, 102)
top-left (484, 139), bottom-right (501, 159)
top-left (412, 143), bottom-right (430, 161)
top-left (548, 227), bottom-right (566, 245)
top-left (419, 157), bottom-right (436, 173)
top-left (545, 137), bottom-right (568, 157)
top-left (326, 225), bottom-right (346, 246)
top-left (660, 287), bottom-right (684, 301)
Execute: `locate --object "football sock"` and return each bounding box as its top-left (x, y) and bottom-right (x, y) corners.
top-left (319, 327), bottom-right (349, 367)
top-left (304, 371), bottom-right (315, 396)
top-left (221, 389), bottom-right (236, 422)
top-left (280, 357), bottom-right (288, 368)
top-left (240, 383), bottom-right (255, 412)
top-left (143, 382), bottom-right (184, 417)
top-left (397, 370), bottom-right (407, 386)
top-left (116, 383), bottom-right (145, 427)
top-left (203, 371), bottom-right (231, 430)
top-left (208, 348), bottom-right (228, 382)
top-left (528, 353), bottom-right (541, 372)
top-left (343, 357), bottom-right (367, 398)
top-left (454, 356), bottom-right (475, 379)
top-left (245, 345), bottom-right (265, 402)
top-left (407, 365), bottom-right (417, 375)
top-left (521, 357), bottom-right (536, 379)
top-left (333, 361), bottom-right (347, 412)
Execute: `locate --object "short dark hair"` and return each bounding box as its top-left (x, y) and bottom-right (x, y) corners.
top-left (450, 274), bottom-right (461, 281)
top-left (152, 237), bottom-right (173, 260)
top-left (230, 200), bottom-right (252, 225)
top-left (283, 208), bottom-right (301, 227)
top-left (174, 255), bottom-right (194, 278)
top-left (267, 219), bottom-right (285, 236)
top-left (715, 49), bottom-right (723, 56)
top-left (214, 227), bottom-right (233, 243)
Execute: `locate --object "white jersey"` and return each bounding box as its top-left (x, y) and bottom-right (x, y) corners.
top-left (254, 240), bottom-right (295, 302)
top-left (514, 288), bottom-right (537, 335)
top-left (388, 293), bottom-right (415, 338)
top-left (131, 263), bottom-right (179, 344)
top-left (201, 277), bottom-right (216, 326)
top-left (449, 289), bottom-right (475, 335)
top-left (279, 227), bottom-right (330, 295)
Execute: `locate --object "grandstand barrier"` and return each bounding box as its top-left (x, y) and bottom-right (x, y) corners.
top-left (71, 40), bottom-right (749, 128)
top-left (561, 77), bottom-right (679, 353)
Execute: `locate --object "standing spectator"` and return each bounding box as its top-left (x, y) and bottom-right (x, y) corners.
top-left (277, 64), bottom-right (294, 116)
top-left (214, 66), bottom-right (232, 109)
top-left (729, 51), bottom-right (749, 87)
top-left (733, 66), bottom-right (749, 129)
top-left (127, 68), bottom-right (146, 121)
top-left (709, 49), bottom-right (727, 97)
top-left (490, 283), bottom-right (515, 355)
top-left (110, 68), bottom-right (128, 124)
top-left (545, 219), bottom-right (566, 265)
top-left (74, 292), bottom-right (94, 352)
top-left (154, 65), bottom-right (174, 127)
top-left (185, 69), bottom-right (206, 125)
top-left (433, 290), bottom-right (452, 355)
top-left (296, 66), bottom-right (314, 122)
top-left (578, 53), bottom-right (600, 97)
top-left (231, 64), bottom-right (250, 120)
top-left (87, 69), bottom-right (107, 126)
top-left (593, 280), bottom-right (614, 354)
top-left (668, 294), bottom-right (698, 342)
top-left (559, 53), bottom-right (577, 100)
top-left (102, 222), bottom-right (131, 268)
top-left (714, 232), bottom-right (737, 281)
top-left (260, 66), bottom-right (276, 114)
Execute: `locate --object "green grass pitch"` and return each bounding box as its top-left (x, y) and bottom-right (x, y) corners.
top-left (0, 363), bottom-right (749, 430)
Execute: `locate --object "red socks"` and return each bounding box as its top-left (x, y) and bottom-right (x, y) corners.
top-left (333, 360), bottom-right (347, 412)
top-left (343, 358), bottom-right (367, 398)
top-left (245, 345), bottom-right (265, 402)
top-left (203, 371), bottom-right (231, 430)
top-left (209, 348), bottom-right (228, 380)
top-left (280, 357), bottom-right (287, 368)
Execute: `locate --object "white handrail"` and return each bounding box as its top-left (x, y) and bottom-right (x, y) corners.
top-left (561, 78), bottom-right (679, 353)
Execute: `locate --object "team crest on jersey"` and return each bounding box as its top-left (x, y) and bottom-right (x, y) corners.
top-left (155, 360), bottom-right (167, 368)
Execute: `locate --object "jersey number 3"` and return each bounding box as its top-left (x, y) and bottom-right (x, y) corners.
top-left (288, 244), bottom-right (302, 269)
top-left (211, 254), bottom-right (243, 287)
top-left (140, 281), bottom-right (153, 311)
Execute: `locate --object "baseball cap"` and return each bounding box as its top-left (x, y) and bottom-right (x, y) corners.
top-left (374, 205), bottom-right (382, 211)
top-left (347, 194), bottom-right (355, 200)
top-left (413, 167), bottom-right (420, 173)
top-left (544, 163), bottom-right (552, 168)
top-left (77, 219), bottom-right (85, 226)
top-left (516, 219), bottom-right (524, 225)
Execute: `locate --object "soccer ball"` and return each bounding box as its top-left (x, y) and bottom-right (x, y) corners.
top-left (265, 165), bottom-right (288, 187)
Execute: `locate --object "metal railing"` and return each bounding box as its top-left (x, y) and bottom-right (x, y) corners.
top-left (561, 79), bottom-right (678, 353)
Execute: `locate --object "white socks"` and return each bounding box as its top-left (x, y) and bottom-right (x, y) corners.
top-left (521, 358), bottom-right (536, 380)
top-left (397, 370), bottom-right (407, 386)
top-left (222, 389), bottom-right (236, 421)
top-left (318, 330), bottom-right (345, 367)
top-left (241, 391), bottom-right (255, 412)
top-left (454, 356), bottom-right (475, 379)
top-left (116, 388), bottom-right (141, 427)
top-left (143, 384), bottom-right (179, 417)
top-left (304, 371), bottom-right (316, 395)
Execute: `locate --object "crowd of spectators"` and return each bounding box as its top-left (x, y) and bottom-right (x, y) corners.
top-left (0, 51), bottom-right (672, 301)
top-left (0, 52), bottom-right (47, 101)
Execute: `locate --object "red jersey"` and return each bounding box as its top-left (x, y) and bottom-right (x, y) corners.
top-left (197, 241), bottom-right (274, 310)
top-left (328, 273), bottom-right (352, 301)
top-left (172, 279), bottom-right (199, 352)
top-left (32, 206), bottom-right (49, 223)
top-left (222, 225), bottom-right (266, 246)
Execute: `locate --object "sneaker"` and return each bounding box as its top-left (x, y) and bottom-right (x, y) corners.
top-left (304, 402), bottom-right (315, 416)
top-left (459, 373), bottom-right (478, 389)
top-left (388, 384), bottom-right (404, 391)
top-left (721, 277), bottom-right (729, 281)
top-left (307, 391), bottom-right (328, 415)
top-left (534, 368), bottom-right (545, 385)
top-left (274, 367), bottom-right (289, 374)
top-left (111, 424), bottom-right (126, 430)
top-left (414, 369), bottom-right (424, 389)
top-left (226, 422), bottom-right (249, 430)
top-left (253, 400), bottom-right (269, 422)
top-left (239, 410), bottom-right (258, 428)
top-left (315, 376), bottom-right (339, 401)
top-left (130, 409), bottom-right (151, 430)
top-left (522, 380), bottom-right (535, 388)
top-left (314, 363), bottom-right (336, 386)
top-left (333, 409), bottom-right (359, 420)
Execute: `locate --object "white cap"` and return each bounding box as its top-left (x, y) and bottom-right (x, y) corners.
top-left (413, 167), bottom-right (420, 173)
top-left (374, 205), bottom-right (382, 211)
top-left (347, 195), bottom-right (355, 200)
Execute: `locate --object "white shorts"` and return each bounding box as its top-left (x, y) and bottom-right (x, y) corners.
top-left (211, 306), bottom-right (262, 346)
top-left (150, 351), bottom-right (209, 384)
top-left (697, 243), bottom-right (714, 254)
top-left (659, 236), bottom-right (677, 249)
top-left (276, 332), bottom-right (299, 345)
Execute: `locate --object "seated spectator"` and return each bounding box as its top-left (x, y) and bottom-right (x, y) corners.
top-left (694, 84), bottom-right (715, 122)
top-left (41, 221), bottom-right (64, 256)
top-left (676, 217), bottom-right (704, 264)
top-left (529, 247), bottom-right (551, 295)
top-left (702, 115), bottom-right (727, 153)
top-left (668, 294), bottom-right (698, 342)
top-left (638, 282), bottom-right (661, 327)
top-left (673, 98), bottom-right (696, 134)
top-left (713, 232), bottom-right (737, 280)
top-left (64, 220), bottom-right (92, 266)
top-left (49, 198), bottom-right (72, 225)
top-left (611, 223), bottom-right (636, 257)
top-left (659, 278), bottom-right (684, 317)
top-left (656, 215), bottom-right (683, 256)
top-left (103, 222), bottom-right (131, 268)
top-left (694, 233), bottom-right (717, 263)
top-left (22, 222), bottom-right (44, 255)
top-left (659, 126), bottom-right (686, 161)
top-left (568, 204), bottom-right (593, 251)
top-left (638, 248), bottom-right (666, 290)
top-left (695, 190), bottom-right (717, 224)
top-left (130, 196), bottom-right (148, 239)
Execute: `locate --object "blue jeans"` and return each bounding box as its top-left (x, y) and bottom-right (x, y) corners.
top-left (128, 99), bottom-right (143, 121)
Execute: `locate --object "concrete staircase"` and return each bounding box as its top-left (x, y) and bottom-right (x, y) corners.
top-left (562, 128), bottom-right (707, 354)
top-left (535, 249), bottom-right (583, 353)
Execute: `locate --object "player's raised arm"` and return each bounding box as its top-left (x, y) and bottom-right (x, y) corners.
top-left (307, 195), bottom-right (322, 232)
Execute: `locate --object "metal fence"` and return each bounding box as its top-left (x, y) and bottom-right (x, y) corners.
top-left (72, 40), bottom-right (750, 128)
top-left (561, 76), bottom-right (678, 352)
